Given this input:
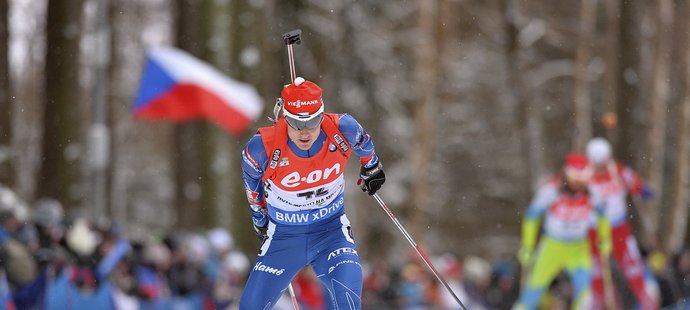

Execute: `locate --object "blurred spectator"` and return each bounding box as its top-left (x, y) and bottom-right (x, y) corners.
top-left (0, 188), bottom-right (37, 289)
top-left (0, 187), bottom-right (38, 310)
top-left (647, 250), bottom-right (677, 308)
top-left (31, 198), bottom-right (67, 271)
top-left (399, 261), bottom-right (427, 309)
top-left (423, 278), bottom-right (445, 309)
top-left (486, 257), bottom-right (520, 309)
top-left (93, 219), bottom-right (130, 281)
top-left (436, 253), bottom-right (469, 310)
top-left (0, 186), bottom-right (29, 225)
top-left (205, 228), bottom-right (233, 283)
top-left (0, 208), bottom-right (37, 289)
top-left (363, 260), bottom-right (399, 308)
top-left (32, 198), bottom-right (64, 239)
top-left (214, 249), bottom-right (249, 309)
top-left (135, 239), bottom-right (173, 309)
top-left (1, 186), bottom-right (689, 309)
top-left (205, 227), bottom-right (248, 309)
top-left (93, 219), bottom-right (132, 309)
top-left (164, 233), bottom-right (211, 308)
top-left (461, 256), bottom-right (491, 310)
top-left (64, 218), bottom-right (99, 264)
top-left (671, 249), bottom-right (690, 306)
top-left (46, 217), bottom-right (115, 309)
top-left (223, 251), bottom-right (249, 280)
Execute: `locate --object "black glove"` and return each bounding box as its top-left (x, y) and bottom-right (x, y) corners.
top-left (253, 223), bottom-right (268, 243)
top-left (358, 162), bottom-right (385, 195)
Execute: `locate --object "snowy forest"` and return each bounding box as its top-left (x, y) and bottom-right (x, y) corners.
top-left (1, 0), bottom-right (690, 271)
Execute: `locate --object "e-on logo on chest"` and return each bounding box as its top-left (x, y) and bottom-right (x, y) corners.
top-left (280, 163), bottom-right (341, 188)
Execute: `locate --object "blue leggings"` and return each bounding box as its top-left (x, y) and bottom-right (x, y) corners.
top-left (239, 213), bottom-right (362, 310)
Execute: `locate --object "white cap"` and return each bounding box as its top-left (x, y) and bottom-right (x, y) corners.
top-left (66, 218), bottom-right (99, 257)
top-left (586, 137), bottom-right (612, 165)
top-left (184, 234), bottom-right (210, 264)
top-left (293, 77), bottom-right (305, 86)
top-left (0, 186), bottom-right (29, 222)
top-left (207, 227), bottom-right (233, 252)
top-left (33, 198), bottom-right (64, 227)
top-left (224, 252), bottom-right (250, 273)
top-left (143, 242), bottom-right (171, 266)
top-left (463, 256), bottom-right (491, 285)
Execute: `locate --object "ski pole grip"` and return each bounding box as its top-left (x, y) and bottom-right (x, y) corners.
top-left (282, 29), bottom-right (302, 45)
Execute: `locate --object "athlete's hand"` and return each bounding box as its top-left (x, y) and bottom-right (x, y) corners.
top-left (358, 162), bottom-right (385, 195)
top-left (250, 204), bottom-right (268, 244)
top-left (253, 223), bottom-right (268, 243)
top-left (517, 247), bottom-right (533, 266)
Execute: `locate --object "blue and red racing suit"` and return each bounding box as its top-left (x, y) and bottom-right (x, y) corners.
top-left (239, 113), bottom-right (378, 310)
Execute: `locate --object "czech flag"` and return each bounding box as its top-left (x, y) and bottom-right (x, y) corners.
top-left (132, 46), bottom-right (263, 135)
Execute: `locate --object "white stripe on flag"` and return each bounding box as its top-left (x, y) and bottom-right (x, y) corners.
top-left (148, 46), bottom-right (263, 121)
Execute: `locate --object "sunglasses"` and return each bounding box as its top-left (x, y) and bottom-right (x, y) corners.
top-left (283, 106), bottom-right (324, 131)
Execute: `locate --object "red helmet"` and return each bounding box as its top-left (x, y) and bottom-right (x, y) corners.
top-left (564, 153), bottom-right (592, 182)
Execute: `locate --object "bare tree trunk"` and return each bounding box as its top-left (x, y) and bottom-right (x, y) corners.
top-left (172, 0), bottom-right (265, 232)
top-left (0, 0), bottom-right (11, 186)
top-left (199, 0), bottom-right (232, 230)
top-left (572, 0), bottom-right (597, 151)
top-left (664, 2), bottom-right (690, 253)
top-left (615, 0), bottom-right (642, 165)
top-left (196, 0), bottom-right (225, 230)
top-left (429, 0), bottom-right (450, 251)
top-left (410, 0), bottom-right (439, 239)
top-left (13, 2), bottom-right (44, 202)
top-left (504, 0), bottom-right (546, 191)
top-left (646, 0), bottom-right (674, 239)
top-left (173, 0), bottom-right (205, 229)
top-left (226, 0), bottom-right (267, 253)
top-left (602, 0), bottom-right (620, 143)
top-left (172, 123), bottom-right (205, 230)
top-left (86, 0), bottom-right (111, 221)
top-left (107, 0), bottom-right (126, 228)
top-left (38, 0), bottom-right (85, 209)
top-left (665, 83), bottom-right (690, 252)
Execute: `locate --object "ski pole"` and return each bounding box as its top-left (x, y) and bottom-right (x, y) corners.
top-left (372, 193), bottom-right (468, 310)
top-left (601, 253), bottom-right (616, 310)
top-left (288, 282), bottom-right (300, 310)
top-left (281, 30), bottom-right (302, 310)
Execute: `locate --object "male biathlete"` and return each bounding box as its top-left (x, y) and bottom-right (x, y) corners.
top-left (239, 77), bottom-right (385, 309)
top-left (586, 137), bottom-right (658, 310)
top-left (515, 153), bottom-right (612, 310)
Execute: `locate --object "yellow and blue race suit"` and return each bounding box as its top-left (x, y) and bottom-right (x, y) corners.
top-left (515, 176), bottom-right (611, 310)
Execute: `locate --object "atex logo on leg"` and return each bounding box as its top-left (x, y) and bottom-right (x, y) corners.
top-left (327, 247), bottom-right (358, 261)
